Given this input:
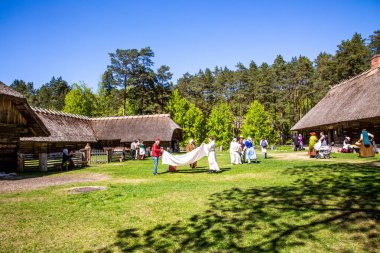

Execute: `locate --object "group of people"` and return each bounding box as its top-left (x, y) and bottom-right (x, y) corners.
top-left (229, 136), bottom-right (268, 165)
top-left (130, 140), bottom-right (146, 160)
top-left (307, 129), bottom-right (378, 158)
top-left (292, 133), bottom-right (304, 151)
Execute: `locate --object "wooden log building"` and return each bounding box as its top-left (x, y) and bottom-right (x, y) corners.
top-left (0, 82), bottom-right (50, 170)
top-left (291, 54), bottom-right (380, 145)
top-left (1, 82), bottom-right (182, 171)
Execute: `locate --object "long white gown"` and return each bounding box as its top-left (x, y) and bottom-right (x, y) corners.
top-left (206, 140), bottom-right (220, 171)
top-left (230, 141), bottom-right (242, 165)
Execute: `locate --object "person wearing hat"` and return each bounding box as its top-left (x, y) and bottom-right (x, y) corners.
top-left (308, 132), bottom-right (318, 158)
top-left (151, 138), bottom-right (163, 175)
top-left (244, 137), bottom-right (257, 163)
top-left (185, 139), bottom-right (197, 169)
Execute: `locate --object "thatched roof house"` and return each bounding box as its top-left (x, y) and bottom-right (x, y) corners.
top-left (20, 109), bottom-right (182, 153)
top-left (291, 54), bottom-right (380, 144)
top-left (91, 114), bottom-right (182, 143)
top-left (0, 82), bottom-right (50, 169)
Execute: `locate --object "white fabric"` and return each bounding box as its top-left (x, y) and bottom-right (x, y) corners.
top-left (230, 141), bottom-right (242, 164)
top-left (162, 143), bottom-right (208, 166)
top-left (314, 141), bottom-right (321, 151)
top-left (206, 141), bottom-right (220, 171)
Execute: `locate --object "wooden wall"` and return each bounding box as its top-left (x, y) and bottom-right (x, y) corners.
top-left (0, 96), bottom-right (26, 171)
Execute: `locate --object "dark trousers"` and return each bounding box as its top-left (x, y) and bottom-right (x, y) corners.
top-left (131, 149), bottom-right (136, 159)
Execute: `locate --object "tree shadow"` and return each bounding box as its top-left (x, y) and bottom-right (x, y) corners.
top-left (0, 166), bottom-right (89, 181)
top-left (91, 162), bottom-right (380, 252)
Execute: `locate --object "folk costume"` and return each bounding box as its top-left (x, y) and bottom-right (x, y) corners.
top-left (206, 139), bottom-right (220, 173)
top-left (244, 138), bottom-right (257, 163)
top-left (230, 138), bottom-right (242, 165)
top-left (308, 132), bottom-right (318, 158)
top-left (185, 139), bottom-right (197, 169)
top-left (358, 130), bottom-right (375, 158)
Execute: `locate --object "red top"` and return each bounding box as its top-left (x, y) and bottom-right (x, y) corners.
top-left (151, 143), bottom-right (161, 157)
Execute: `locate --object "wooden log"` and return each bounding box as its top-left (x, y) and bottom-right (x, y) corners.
top-left (39, 153), bottom-right (47, 172)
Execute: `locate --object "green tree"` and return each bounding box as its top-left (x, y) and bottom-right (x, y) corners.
top-left (368, 30), bottom-right (380, 56)
top-left (107, 47), bottom-right (173, 114)
top-left (63, 83), bottom-right (96, 116)
top-left (9, 79), bottom-right (36, 105)
top-left (168, 90), bottom-right (205, 145)
top-left (206, 102), bottom-right (235, 149)
top-left (333, 33), bottom-right (371, 84)
top-left (241, 101), bottom-right (278, 144)
top-left (35, 76), bottom-right (70, 110)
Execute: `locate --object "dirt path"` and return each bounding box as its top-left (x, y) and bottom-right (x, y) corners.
top-left (0, 173), bottom-right (109, 194)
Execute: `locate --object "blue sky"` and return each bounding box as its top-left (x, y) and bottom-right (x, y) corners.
top-left (1, 0), bottom-right (379, 91)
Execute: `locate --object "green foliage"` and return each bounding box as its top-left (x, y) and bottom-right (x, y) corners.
top-left (168, 90), bottom-right (205, 145)
top-left (34, 76), bottom-right (71, 110)
top-left (9, 79), bottom-right (36, 104)
top-left (241, 101), bottom-right (278, 144)
top-left (63, 83), bottom-right (97, 116)
top-left (107, 47), bottom-right (173, 115)
top-left (206, 102), bottom-right (235, 149)
top-left (368, 30), bottom-right (380, 56)
top-left (332, 33), bottom-right (371, 84)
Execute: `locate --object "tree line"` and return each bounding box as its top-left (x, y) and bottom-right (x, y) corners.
top-left (8, 30), bottom-right (380, 147)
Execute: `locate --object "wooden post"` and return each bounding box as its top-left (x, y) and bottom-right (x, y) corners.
top-left (39, 153), bottom-right (47, 172)
top-left (17, 153), bottom-right (24, 172)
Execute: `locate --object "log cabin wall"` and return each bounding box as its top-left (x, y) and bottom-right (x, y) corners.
top-left (0, 96), bottom-right (25, 170)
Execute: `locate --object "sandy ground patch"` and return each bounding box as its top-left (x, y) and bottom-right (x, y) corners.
top-left (0, 173), bottom-right (108, 194)
top-left (270, 151), bottom-right (311, 160)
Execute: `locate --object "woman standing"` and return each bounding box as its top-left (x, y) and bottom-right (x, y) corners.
top-left (244, 137), bottom-right (257, 163)
top-left (206, 137), bottom-right (220, 173)
top-left (139, 141), bottom-right (146, 160)
top-left (309, 132), bottom-right (318, 158)
top-left (186, 139), bottom-right (197, 169)
top-left (151, 138), bottom-right (162, 175)
top-left (298, 134), bottom-right (304, 150)
top-left (230, 137), bottom-right (242, 165)
top-left (357, 129), bottom-right (375, 158)
top-left (319, 132), bottom-right (327, 146)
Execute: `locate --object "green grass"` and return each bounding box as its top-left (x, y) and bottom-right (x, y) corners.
top-left (1, 151), bottom-right (379, 252)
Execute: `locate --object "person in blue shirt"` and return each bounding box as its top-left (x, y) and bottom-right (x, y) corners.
top-left (244, 137), bottom-right (257, 163)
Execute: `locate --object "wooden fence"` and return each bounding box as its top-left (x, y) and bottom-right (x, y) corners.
top-left (17, 148), bottom-right (140, 172)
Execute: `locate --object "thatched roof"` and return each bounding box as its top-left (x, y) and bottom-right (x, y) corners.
top-left (0, 82), bottom-right (50, 137)
top-left (91, 114), bottom-right (182, 142)
top-left (21, 109), bottom-right (181, 143)
top-left (291, 67), bottom-right (380, 131)
top-left (21, 108), bottom-right (96, 143)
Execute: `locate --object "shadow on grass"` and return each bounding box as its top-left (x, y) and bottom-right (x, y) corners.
top-left (1, 166), bottom-right (89, 181)
top-left (91, 162), bottom-right (380, 252)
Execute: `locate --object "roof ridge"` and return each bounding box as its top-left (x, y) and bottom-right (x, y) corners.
top-left (91, 114), bottom-right (171, 121)
top-left (32, 107), bottom-right (91, 120)
top-left (330, 69), bottom-right (371, 90)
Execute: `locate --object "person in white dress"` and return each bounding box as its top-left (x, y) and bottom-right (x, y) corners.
top-left (206, 136), bottom-right (220, 173)
top-left (229, 137), bottom-right (242, 165)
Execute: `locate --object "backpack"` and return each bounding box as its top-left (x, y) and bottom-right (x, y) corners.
top-left (261, 140), bottom-right (267, 148)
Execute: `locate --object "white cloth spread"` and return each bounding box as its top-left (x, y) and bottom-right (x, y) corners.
top-left (162, 143), bottom-right (208, 166)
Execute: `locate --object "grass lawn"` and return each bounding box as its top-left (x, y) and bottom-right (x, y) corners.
top-left (1, 150), bottom-right (379, 252)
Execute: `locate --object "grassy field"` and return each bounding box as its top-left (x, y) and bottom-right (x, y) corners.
top-left (1, 150), bottom-right (379, 252)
